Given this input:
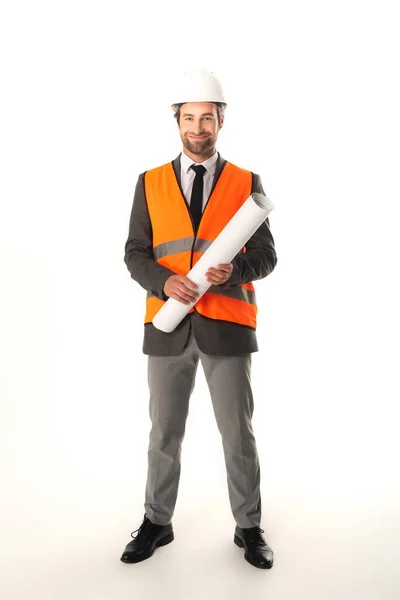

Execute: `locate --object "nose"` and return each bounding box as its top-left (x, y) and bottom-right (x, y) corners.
top-left (191, 120), bottom-right (203, 134)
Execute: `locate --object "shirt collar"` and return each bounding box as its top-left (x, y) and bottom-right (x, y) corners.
top-left (181, 150), bottom-right (218, 176)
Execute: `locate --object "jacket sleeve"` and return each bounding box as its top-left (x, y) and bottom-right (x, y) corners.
top-left (222, 173), bottom-right (278, 287)
top-left (124, 173), bottom-right (175, 300)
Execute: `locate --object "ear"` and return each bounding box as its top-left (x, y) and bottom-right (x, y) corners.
top-left (219, 115), bottom-right (224, 129)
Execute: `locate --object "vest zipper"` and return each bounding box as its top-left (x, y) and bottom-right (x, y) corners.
top-left (173, 159), bottom-right (227, 316)
top-left (189, 176), bottom-right (220, 315)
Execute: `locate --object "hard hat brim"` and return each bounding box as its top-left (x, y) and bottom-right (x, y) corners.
top-left (171, 101), bottom-right (227, 110)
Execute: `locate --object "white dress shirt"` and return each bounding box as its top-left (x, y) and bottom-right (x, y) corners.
top-left (180, 150), bottom-right (218, 212)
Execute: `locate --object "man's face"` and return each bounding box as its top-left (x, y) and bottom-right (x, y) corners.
top-left (178, 102), bottom-right (223, 156)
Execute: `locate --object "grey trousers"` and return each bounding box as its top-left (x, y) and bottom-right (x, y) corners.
top-left (144, 329), bottom-right (262, 528)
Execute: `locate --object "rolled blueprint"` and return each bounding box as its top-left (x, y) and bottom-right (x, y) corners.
top-left (152, 193), bottom-right (275, 333)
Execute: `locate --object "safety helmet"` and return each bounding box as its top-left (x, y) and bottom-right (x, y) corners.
top-left (171, 68), bottom-right (227, 109)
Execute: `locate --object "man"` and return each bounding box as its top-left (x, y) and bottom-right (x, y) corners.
top-left (121, 69), bottom-right (277, 569)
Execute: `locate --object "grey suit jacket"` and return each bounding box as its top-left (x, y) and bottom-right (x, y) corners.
top-left (124, 152), bottom-right (277, 355)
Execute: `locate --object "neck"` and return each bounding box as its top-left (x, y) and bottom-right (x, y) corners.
top-left (182, 147), bottom-right (216, 163)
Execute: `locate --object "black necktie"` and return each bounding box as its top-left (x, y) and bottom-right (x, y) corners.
top-left (189, 164), bottom-right (206, 231)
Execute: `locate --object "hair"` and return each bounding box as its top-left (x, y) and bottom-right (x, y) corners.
top-left (172, 102), bottom-right (226, 125)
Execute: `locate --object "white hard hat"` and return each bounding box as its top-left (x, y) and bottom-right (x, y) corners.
top-left (171, 68), bottom-right (227, 109)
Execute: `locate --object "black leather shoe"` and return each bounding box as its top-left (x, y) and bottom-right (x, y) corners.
top-left (120, 513), bottom-right (174, 563)
top-left (234, 525), bottom-right (274, 569)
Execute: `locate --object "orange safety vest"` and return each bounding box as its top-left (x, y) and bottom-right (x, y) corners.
top-left (144, 160), bottom-right (258, 328)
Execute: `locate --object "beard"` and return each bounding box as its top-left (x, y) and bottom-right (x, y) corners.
top-left (182, 133), bottom-right (214, 155)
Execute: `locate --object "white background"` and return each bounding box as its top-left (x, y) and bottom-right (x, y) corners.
top-left (1, 1), bottom-right (399, 599)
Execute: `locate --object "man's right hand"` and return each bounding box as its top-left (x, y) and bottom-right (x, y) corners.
top-left (163, 274), bottom-right (199, 305)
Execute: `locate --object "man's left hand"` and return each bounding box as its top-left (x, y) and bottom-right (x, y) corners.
top-left (205, 263), bottom-right (233, 286)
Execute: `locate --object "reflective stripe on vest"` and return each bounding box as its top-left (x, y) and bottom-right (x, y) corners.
top-left (146, 283), bottom-right (256, 304)
top-left (153, 237), bottom-right (211, 260)
top-left (144, 160), bottom-right (258, 328)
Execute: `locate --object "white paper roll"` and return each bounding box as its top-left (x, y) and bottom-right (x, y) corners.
top-left (152, 193), bottom-right (275, 333)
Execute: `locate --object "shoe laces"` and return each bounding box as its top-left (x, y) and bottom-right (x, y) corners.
top-left (245, 526), bottom-right (266, 545)
top-left (130, 514), bottom-right (150, 540)
top-left (256, 528), bottom-right (265, 545)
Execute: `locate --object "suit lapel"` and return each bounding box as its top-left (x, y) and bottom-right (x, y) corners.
top-left (172, 154), bottom-right (181, 185)
top-left (210, 152), bottom-right (228, 196)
